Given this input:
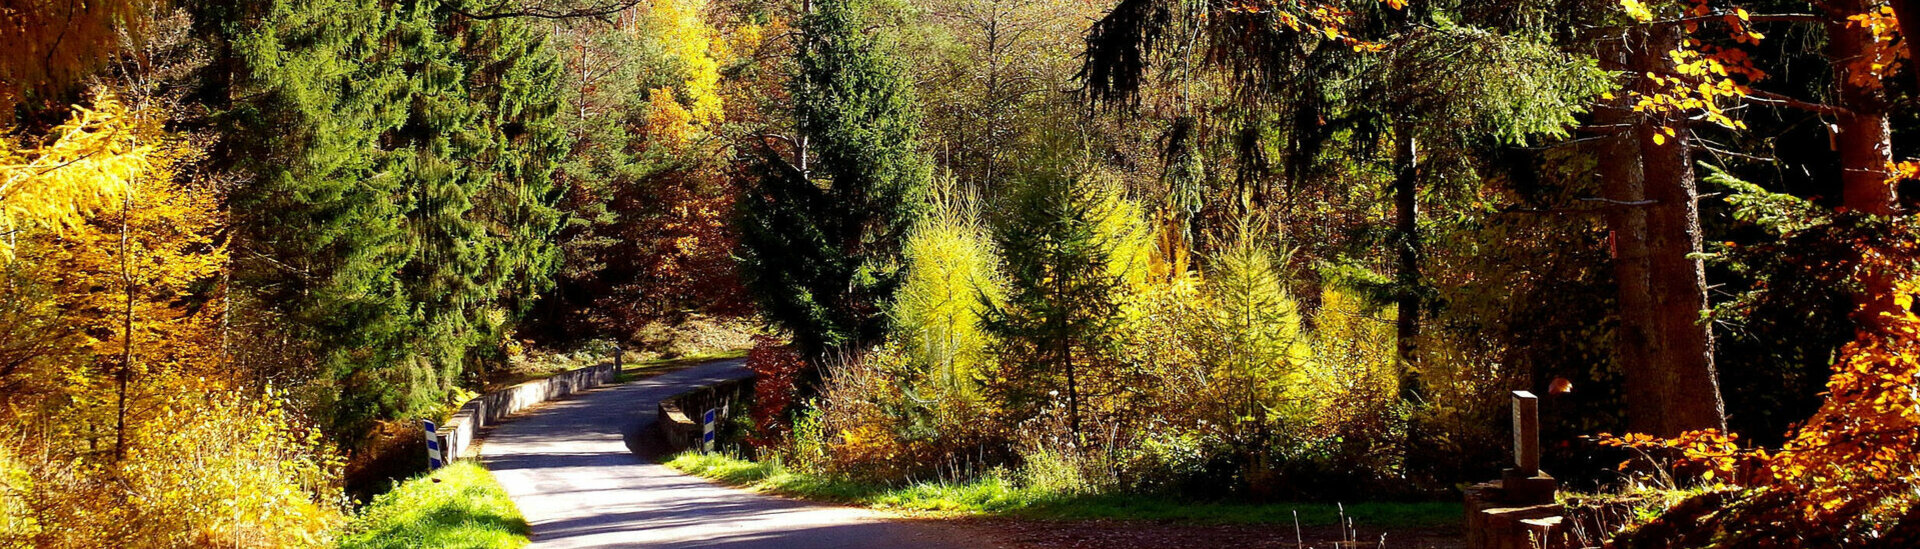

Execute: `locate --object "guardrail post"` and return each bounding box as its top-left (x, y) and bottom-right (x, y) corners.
top-left (423, 420), bottom-right (443, 469)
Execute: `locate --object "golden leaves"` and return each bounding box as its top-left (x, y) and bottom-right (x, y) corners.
top-left (1620, 0), bottom-right (1654, 23)
top-left (649, 0), bottom-right (726, 128)
top-left (643, 87), bottom-right (696, 148)
top-left (0, 91), bottom-right (153, 260)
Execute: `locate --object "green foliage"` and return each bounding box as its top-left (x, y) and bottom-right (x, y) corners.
top-left (667, 450), bottom-right (1461, 527)
top-left (982, 170), bottom-right (1150, 436)
top-left (736, 0), bottom-right (931, 360)
top-left (1376, 26), bottom-right (1613, 147)
top-left (1705, 164), bottom-right (1830, 236)
top-left (1196, 233), bottom-right (1313, 435)
top-left (212, 0), bottom-right (566, 438)
top-left (336, 461), bottom-right (529, 549)
top-left (892, 179), bottom-right (1005, 398)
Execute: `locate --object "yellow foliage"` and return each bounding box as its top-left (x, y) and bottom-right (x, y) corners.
top-left (644, 87), bottom-right (696, 147)
top-left (0, 91), bottom-right (153, 260)
top-left (648, 0), bottom-right (726, 128)
top-left (894, 178), bottom-right (1004, 399)
top-left (0, 93), bottom-right (342, 547)
top-left (2, 386), bottom-right (344, 548)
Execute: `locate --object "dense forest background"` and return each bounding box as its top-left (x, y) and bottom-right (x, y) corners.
top-left (5, 0), bottom-right (1920, 545)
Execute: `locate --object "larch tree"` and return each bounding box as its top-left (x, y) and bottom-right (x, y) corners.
top-left (1079, 0), bottom-right (1611, 405)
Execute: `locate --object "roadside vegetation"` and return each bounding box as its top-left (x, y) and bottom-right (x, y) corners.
top-left (335, 462), bottom-right (529, 549)
top-left (6, 0), bottom-right (1920, 545)
top-left (668, 451), bottom-right (1457, 528)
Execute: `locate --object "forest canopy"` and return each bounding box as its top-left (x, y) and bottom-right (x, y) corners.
top-left (5, 0), bottom-right (1920, 546)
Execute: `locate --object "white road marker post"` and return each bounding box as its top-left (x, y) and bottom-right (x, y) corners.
top-left (702, 408), bottom-right (717, 453)
top-left (424, 420), bottom-right (444, 469)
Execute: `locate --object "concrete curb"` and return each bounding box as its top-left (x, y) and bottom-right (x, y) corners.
top-left (439, 361), bottom-right (621, 461)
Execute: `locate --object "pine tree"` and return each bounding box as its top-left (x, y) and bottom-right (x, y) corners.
top-left (736, 0), bottom-right (930, 361)
top-left (1200, 232), bottom-right (1311, 439)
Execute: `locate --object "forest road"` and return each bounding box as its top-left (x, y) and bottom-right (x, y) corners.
top-left (481, 359), bottom-right (984, 549)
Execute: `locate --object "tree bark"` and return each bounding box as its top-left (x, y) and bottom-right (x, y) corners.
top-left (1829, 0), bottom-right (1905, 325)
top-left (1830, 0), bottom-right (1897, 217)
top-left (1597, 34), bottom-right (1660, 437)
top-left (1597, 29), bottom-right (1727, 437)
top-left (1393, 127), bottom-right (1421, 400)
top-left (1632, 27), bottom-right (1726, 436)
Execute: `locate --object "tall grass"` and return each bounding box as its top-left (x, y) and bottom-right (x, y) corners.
top-left (666, 451), bottom-right (1458, 527)
top-left (335, 462), bottom-right (529, 549)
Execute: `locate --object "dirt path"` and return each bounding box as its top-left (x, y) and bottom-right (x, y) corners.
top-left (480, 359), bottom-right (984, 548)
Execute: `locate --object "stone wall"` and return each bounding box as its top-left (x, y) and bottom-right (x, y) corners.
top-left (437, 361), bottom-right (621, 461)
top-left (655, 376), bottom-right (753, 453)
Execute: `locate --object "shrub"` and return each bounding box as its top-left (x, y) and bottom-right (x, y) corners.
top-left (2, 383), bottom-right (344, 548)
top-left (745, 336), bottom-right (807, 451)
top-left (1602, 250), bottom-right (1920, 547)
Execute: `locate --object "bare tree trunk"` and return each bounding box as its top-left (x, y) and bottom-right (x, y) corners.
top-left (1829, 0), bottom-right (1905, 325)
top-left (1598, 29), bottom-right (1726, 437)
top-left (115, 174), bottom-right (134, 463)
top-left (1597, 36), bottom-right (1661, 437)
top-left (1831, 0), bottom-right (1897, 217)
top-left (1633, 27), bottom-right (1726, 436)
top-left (1392, 127), bottom-right (1421, 400)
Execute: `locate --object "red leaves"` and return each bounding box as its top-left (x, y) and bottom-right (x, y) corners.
top-left (745, 336), bottom-right (807, 450)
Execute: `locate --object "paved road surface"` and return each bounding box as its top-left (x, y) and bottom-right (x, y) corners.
top-left (481, 360), bottom-right (979, 549)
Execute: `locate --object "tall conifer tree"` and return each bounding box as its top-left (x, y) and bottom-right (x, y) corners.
top-left (736, 0), bottom-right (930, 361)
top-left (207, 0), bottom-right (564, 437)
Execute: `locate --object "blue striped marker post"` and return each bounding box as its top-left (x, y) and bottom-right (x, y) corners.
top-left (424, 420), bottom-right (444, 469)
top-left (701, 409), bottom-right (717, 453)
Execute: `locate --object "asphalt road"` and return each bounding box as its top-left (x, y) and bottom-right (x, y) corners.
top-left (481, 359), bottom-right (981, 549)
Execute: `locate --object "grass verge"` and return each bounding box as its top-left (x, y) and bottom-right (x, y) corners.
top-left (336, 461), bottom-right (530, 549)
top-left (614, 349), bottom-right (749, 383)
top-left (666, 451), bottom-right (1459, 528)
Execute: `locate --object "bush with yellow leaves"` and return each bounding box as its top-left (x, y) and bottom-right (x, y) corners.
top-left (1, 383), bottom-right (345, 548)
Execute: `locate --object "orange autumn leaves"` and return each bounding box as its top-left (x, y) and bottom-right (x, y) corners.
top-left (1618, 0), bottom-right (1909, 145)
top-left (1602, 252), bottom-right (1920, 523)
top-left (1218, 0), bottom-right (1408, 52)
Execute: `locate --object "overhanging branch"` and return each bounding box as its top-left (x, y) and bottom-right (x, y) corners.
top-left (449, 0), bottom-right (646, 21)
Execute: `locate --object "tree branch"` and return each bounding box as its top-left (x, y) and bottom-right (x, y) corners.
top-left (449, 0), bottom-right (645, 21)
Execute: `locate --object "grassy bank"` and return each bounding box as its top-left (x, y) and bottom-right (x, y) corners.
top-left (336, 462), bottom-right (530, 549)
top-left (666, 452), bottom-right (1459, 528)
top-left (614, 349), bottom-right (749, 383)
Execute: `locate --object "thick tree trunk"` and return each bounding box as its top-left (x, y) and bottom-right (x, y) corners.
top-left (1597, 34), bottom-right (1661, 436)
top-left (1890, 0), bottom-right (1920, 94)
top-left (1830, 0), bottom-right (1897, 217)
top-left (1597, 29), bottom-right (1727, 437)
top-left (1829, 0), bottom-right (1905, 324)
top-left (1632, 28), bottom-right (1727, 436)
top-left (1393, 128), bottom-right (1421, 400)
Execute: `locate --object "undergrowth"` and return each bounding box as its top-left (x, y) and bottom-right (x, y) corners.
top-left (666, 451), bottom-right (1458, 528)
top-left (335, 462), bottom-right (529, 549)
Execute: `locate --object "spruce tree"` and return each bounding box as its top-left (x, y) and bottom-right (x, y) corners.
top-left (736, 0), bottom-right (930, 361)
top-left (210, 0), bottom-right (564, 437)
top-left (982, 172), bottom-right (1136, 437)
